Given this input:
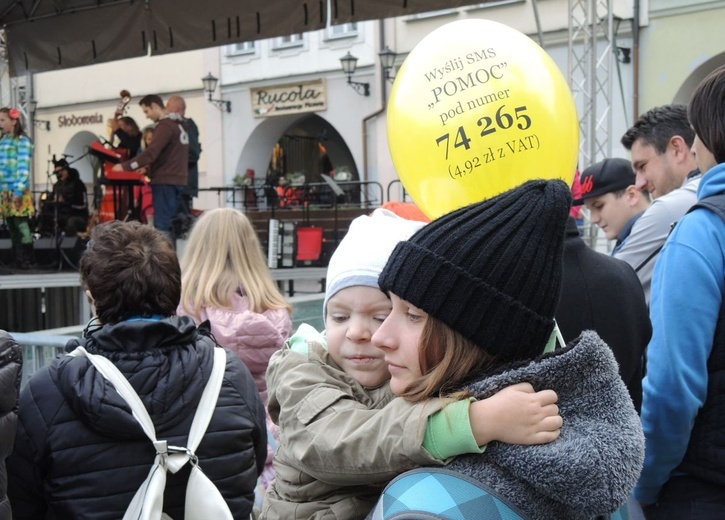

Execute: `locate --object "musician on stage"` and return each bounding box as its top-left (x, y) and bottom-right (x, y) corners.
top-left (46, 158), bottom-right (88, 236)
top-left (108, 116), bottom-right (142, 158)
top-left (166, 95), bottom-right (200, 212)
top-left (0, 107), bottom-right (35, 269)
top-left (112, 95), bottom-right (188, 239)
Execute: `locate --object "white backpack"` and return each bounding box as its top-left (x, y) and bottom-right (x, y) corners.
top-left (69, 346), bottom-right (233, 520)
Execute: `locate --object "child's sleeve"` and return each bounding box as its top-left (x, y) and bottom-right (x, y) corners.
top-left (423, 398), bottom-right (486, 460)
top-left (286, 323), bottom-right (327, 355)
top-left (12, 137), bottom-right (33, 196)
top-left (266, 346), bottom-right (455, 486)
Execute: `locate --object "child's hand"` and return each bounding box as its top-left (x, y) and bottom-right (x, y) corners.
top-left (469, 382), bottom-right (562, 446)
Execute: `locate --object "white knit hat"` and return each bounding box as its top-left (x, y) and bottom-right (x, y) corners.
top-left (323, 208), bottom-right (426, 319)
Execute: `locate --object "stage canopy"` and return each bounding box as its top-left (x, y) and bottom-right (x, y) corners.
top-left (0, 0), bottom-right (490, 75)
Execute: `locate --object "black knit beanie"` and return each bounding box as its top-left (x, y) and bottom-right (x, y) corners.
top-left (378, 179), bottom-right (572, 362)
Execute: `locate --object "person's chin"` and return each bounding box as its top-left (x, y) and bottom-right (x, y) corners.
top-left (348, 364), bottom-right (388, 387)
top-left (356, 372), bottom-right (390, 389)
top-left (389, 375), bottom-right (410, 396)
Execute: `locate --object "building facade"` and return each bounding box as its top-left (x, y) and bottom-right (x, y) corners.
top-left (20, 0), bottom-right (725, 215)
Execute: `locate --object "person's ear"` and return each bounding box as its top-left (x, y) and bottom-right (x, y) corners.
top-left (625, 185), bottom-right (643, 207)
top-left (669, 135), bottom-right (691, 162)
top-left (85, 289), bottom-right (95, 305)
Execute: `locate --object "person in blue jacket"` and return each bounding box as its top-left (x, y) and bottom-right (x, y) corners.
top-left (635, 64), bottom-right (725, 517)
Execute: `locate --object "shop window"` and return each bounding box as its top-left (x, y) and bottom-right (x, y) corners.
top-left (228, 41), bottom-right (256, 56)
top-left (408, 1), bottom-right (522, 20)
top-left (274, 33), bottom-right (304, 49)
top-left (326, 22), bottom-right (358, 40)
top-left (464, 0), bottom-right (524, 10)
top-left (408, 7), bottom-right (457, 19)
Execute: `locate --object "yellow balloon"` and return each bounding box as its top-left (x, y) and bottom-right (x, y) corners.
top-left (388, 19), bottom-right (579, 219)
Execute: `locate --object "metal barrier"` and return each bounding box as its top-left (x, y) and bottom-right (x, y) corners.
top-left (386, 179), bottom-right (412, 203)
top-left (9, 331), bottom-right (80, 387)
top-left (8, 293), bottom-right (324, 387)
top-left (201, 180), bottom-right (384, 214)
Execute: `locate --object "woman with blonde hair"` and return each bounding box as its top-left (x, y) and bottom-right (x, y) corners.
top-left (178, 207), bottom-right (292, 400)
top-left (177, 207), bottom-right (292, 513)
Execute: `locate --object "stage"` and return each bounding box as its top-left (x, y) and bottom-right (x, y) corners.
top-left (0, 266), bottom-right (326, 332)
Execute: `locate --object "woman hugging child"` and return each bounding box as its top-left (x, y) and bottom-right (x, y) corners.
top-left (262, 203), bottom-right (565, 519)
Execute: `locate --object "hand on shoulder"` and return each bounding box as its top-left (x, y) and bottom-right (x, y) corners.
top-left (469, 382), bottom-right (562, 446)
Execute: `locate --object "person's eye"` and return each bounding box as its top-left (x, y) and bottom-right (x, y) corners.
top-left (373, 314), bottom-right (389, 324)
top-left (330, 314), bottom-right (349, 323)
top-left (406, 312), bottom-right (423, 323)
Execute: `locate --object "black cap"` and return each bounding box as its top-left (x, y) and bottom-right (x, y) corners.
top-left (573, 158), bottom-right (635, 206)
top-left (379, 179), bottom-right (571, 362)
top-left (53, 157), bottom-right (70, 169)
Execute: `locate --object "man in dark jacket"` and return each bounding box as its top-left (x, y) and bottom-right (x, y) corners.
top-left (166, 95), bottom-right (201, 213)
top-left (556, 216), bottom-right (651, 411)
top-left (112, 95), bottom-right (189, 238)
top-left (7, 221), bottom-right (266, 519)
top-left (0, 331), bottom-right (21, 520)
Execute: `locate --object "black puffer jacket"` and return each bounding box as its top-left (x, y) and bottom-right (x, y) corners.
top-left (7, 316), bottom-right (267, 520)
top-left (0, 331), bottom-right (22, 520)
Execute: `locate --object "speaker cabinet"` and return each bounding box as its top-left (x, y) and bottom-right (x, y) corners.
top-left (0, 238), bottom-right (12, 267)
top-left (33, 237), bottom-right (58, 268)
top-left (59, 236), bottom-right (86, 270)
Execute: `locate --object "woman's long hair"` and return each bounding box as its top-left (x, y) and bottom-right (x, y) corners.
top-left (0, 108), bottom-right (26, 138)
top-left (399, 316), bottom-right (499, 403)
top-left (180, 208), bottom-right (292, 319)
top-left (119, 116), bottom-right (140, 137)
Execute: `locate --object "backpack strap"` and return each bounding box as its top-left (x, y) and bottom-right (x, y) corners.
top-left (69, 346), bottom-right (226, 471)
top-left (69, 346), bottom-right (163, 444)
top-left (632, 194), bottom-right (725, 274)
top-left (688, 193), bottom-right (725, 221)
top-left (69, 345), bottom-right (232, 520)
top-left (168, 346), bottom-right (226, 472)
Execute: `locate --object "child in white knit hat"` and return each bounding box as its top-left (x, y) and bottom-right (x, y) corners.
top-left (262, 209), bottom-right (561, 520)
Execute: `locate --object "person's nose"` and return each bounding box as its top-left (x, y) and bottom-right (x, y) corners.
top-left (372, 317), bottom-right (395, 351)
top-left (634, 172), bottom-right (648, 191)
top-left (346, 316), bottom-right (372, 343)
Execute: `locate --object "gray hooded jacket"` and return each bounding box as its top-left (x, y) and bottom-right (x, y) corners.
top-left (445, 331), bottom-right (644, 519)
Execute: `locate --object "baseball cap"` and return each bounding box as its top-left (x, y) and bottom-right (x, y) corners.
top-left (572, 158), bottom-right (635, 206)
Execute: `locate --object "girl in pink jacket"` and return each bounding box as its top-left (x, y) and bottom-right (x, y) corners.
top-left (177, 207), bottom-right (293, 507)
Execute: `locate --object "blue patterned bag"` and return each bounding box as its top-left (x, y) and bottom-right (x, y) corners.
top-left (369, 468), bottom-right (630, 520)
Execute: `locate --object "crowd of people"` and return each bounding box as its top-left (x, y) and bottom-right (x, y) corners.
top-left (0, 92), bottom-right (200, 271)
top-left (1, 63), bottom-right (725, 520)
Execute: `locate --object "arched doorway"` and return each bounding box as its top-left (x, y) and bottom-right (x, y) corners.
top-left (266, 114), bottom-right (357, 185)
top-left (62, 130), bottom-right (101, 185)
top-left (673, 53), bottom-right (725, 105)
top-left (236, 114), bottom-right (358, 208)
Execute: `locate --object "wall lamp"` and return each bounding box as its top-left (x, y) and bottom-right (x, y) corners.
top-left (202, 72), bottom-right (232, 113)
top-left (28, 99), bottom-right (50, 131)
top-left (616, 47), bottom-right (631, 64)
top-left (340, 52), bottom-right (370, 96)
top-left (378, 46), bottom-right (397, 83)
